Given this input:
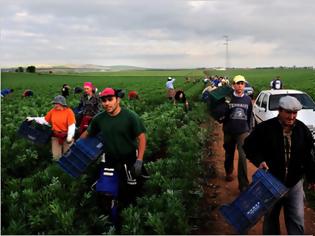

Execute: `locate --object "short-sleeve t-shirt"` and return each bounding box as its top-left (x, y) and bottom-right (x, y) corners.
top-left (87, 107), bottom-right (146, 157)
top-left (45, 108), bottom-right (75, 132)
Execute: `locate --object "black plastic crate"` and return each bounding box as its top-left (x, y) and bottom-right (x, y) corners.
top-left (219, 169), bottom-right (289, 234)
top-left (17, 120), bottom-right (52, 145)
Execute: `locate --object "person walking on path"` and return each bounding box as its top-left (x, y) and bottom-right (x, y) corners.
top-left (243, 95), bottom-right (315, 235)
top-left (222, 75), bottom-right (252, 192)
top-left (27, 95), bottom-right (76, 160)
top-left (80, 87), bottom-right (147, 227)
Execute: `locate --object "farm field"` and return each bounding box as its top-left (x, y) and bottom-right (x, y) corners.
top-left (1, 68), bottom-right (315, 234)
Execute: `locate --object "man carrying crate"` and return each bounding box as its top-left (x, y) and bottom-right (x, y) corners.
top-left (244, 96), bottom-right (315, 234)
top-left (80, 87), bottom-right (147, 229)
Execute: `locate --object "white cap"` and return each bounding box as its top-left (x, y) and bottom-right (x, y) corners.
top-left (279, 96), bottom-right (302, 111)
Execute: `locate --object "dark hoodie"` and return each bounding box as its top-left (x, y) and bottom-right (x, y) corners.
top-left (243, 117), bottom-right (315, 187)
top-left (223, 93), bottom-right (252, 134)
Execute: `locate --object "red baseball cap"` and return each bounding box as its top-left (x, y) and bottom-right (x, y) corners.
top-left (99, 88), bottom-right (116, 97)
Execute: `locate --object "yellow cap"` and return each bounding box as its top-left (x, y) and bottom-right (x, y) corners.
top-left (233, 75), bottom-right (246, 83)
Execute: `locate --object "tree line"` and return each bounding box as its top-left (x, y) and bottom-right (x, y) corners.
top-left (15, 65), bottom-right (36, 73)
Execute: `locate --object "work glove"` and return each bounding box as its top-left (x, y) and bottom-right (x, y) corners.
top-left (133, 159), bottom-right (143, 177)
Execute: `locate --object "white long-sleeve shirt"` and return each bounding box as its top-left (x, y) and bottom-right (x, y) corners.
top-left (166, 79), bottom-right (175, 89)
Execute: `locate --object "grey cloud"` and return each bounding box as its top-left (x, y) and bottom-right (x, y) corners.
top-left (1, 0), bottom-right (315, 67)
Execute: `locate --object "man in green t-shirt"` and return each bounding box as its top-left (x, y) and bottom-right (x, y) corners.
top-left (80, 87), bottom-right (146, 225)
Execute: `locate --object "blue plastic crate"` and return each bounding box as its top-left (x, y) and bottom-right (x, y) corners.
top-left (57, 135), bottom-right (105, 178)
top-left (75, 136), bottom-right (104, 159)
top-left (63, 147), bottom-right (90, 172)
top-left (72, 106), bottom-right (82, 116)
top-left (70, 144), bottom-right (95, 165)
top-left (17, 120), bottom-right (52, 145)
top-left (219, 169), bottom-right (289, 234)
top-left (57, 156), bottom-right (81, 178)
top-left (57, 148), bottom-right (93, 178)
top-left (95, 168), bottom-right (119, 197)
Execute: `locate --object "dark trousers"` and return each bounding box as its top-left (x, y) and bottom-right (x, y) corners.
top-left (223, 132), bottom-right (249, 190)
top-left (96, 153), bottom-right (147, 227)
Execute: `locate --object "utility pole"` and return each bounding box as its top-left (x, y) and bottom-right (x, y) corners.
top-left (223, 35), bottom-right (230, 70)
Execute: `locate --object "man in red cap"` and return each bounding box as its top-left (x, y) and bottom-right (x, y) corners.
top-left (80, 87), bottom-right (147, 227)
top-left (76, 82), bottom-right (101, 135)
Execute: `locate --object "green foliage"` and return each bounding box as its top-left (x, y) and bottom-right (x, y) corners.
top-left (121, 192), bottom-right (189, 235)
top-left (2, 68), bottom-right (313, 234)
top-left (121, 103), bottom-right (208, 234)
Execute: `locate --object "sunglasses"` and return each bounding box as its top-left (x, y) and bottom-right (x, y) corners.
top-left (100, 96), bottom-right (114, 102)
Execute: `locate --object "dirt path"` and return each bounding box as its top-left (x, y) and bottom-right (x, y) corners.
top-left (198, 121), bottom-right (315, 235)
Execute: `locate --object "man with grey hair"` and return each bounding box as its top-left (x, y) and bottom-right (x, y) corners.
top-left (243, 95), bottom-right (315, 234)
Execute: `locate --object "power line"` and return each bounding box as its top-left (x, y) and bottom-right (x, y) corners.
top-left (223, 35), bottom-right (231, 70)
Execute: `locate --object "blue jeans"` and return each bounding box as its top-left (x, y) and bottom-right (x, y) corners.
top-left (263, 180), bottom-right (305, 235)
top-left (223, 132), bottom-right (249, 190)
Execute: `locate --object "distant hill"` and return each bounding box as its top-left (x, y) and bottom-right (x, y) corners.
top-left (1, 64), bottom-right (148, 73)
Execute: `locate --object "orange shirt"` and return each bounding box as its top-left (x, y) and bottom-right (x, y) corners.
top-left (45, 108), bottom-right (75, 132)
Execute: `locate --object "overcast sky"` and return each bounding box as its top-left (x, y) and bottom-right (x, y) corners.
top-left (1, 0), bottom-right (315, 68)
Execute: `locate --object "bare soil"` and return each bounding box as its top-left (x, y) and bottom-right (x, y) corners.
top-left (197, 121), bottom-right (315, 235)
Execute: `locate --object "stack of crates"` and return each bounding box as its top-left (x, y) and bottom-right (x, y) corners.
top-left (57, 136), bottom-right (104, 178)
top-left (17, 120), bottom-right (52, 145)
top-left (219, 169), bottom-right (289, 234)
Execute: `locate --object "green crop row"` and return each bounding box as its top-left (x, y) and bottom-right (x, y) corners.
top-left (1, 68), bottom-right (314, 234)
top-left (1, 71), bottom-right (209, 234)
top-left (120, 104), bottom-right (210, 235)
